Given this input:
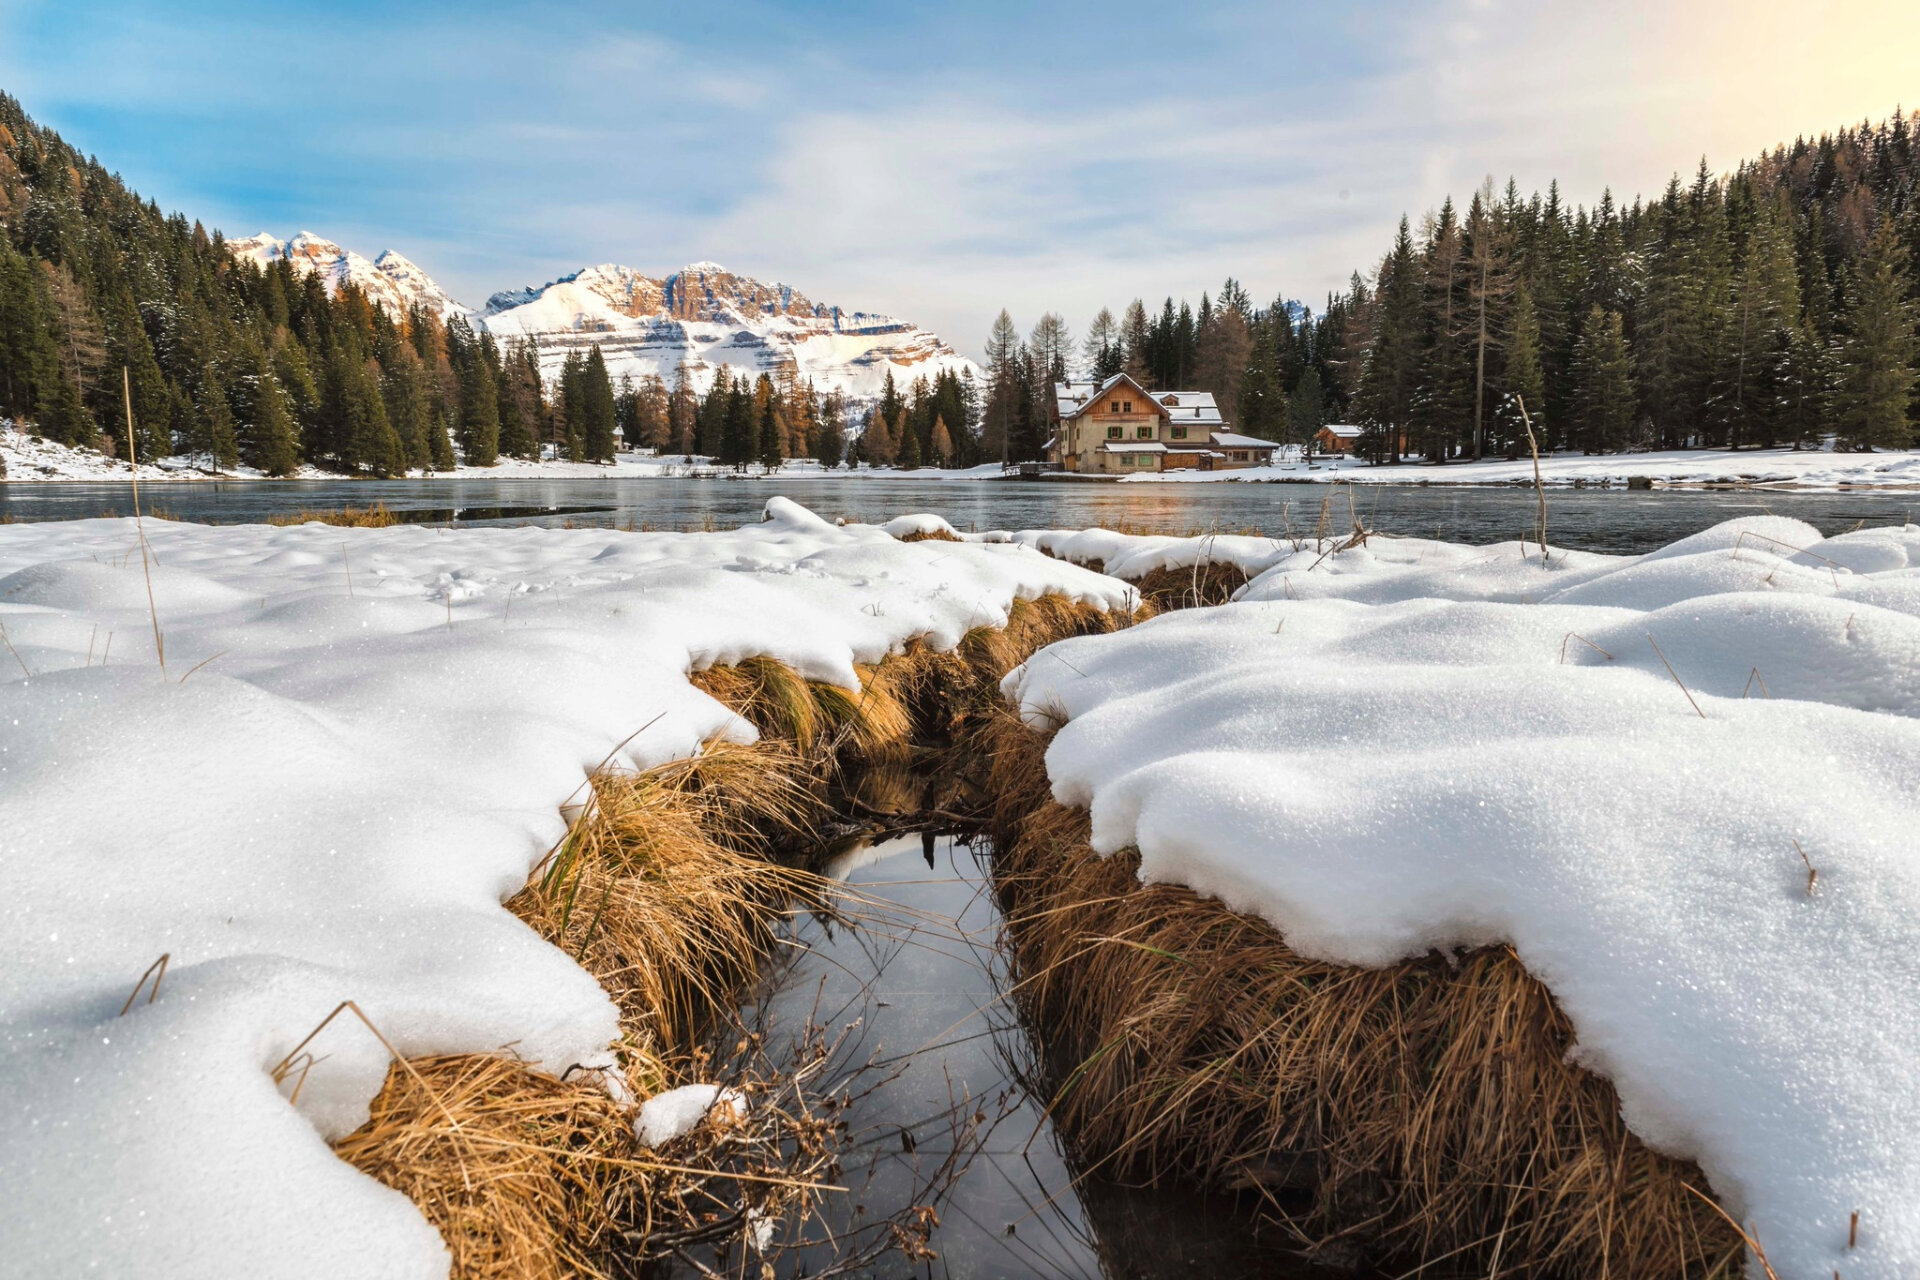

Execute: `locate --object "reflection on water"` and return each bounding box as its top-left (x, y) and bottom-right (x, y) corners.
top-left (733, 834), bottom-right (1348, 1279)
top-left (5, 474), bottom-right (1917, 552)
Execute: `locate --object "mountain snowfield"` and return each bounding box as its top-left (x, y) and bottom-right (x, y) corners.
top-left (230, 233), bottom-right (979, 404)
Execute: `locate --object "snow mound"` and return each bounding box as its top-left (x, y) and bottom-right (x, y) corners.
top-left (1006, 518), bottom-right (1920, 1280)
top-left (634, 1083), bottom-right (748, 1147)
top-left (0, 500), bottom-right (1133, 1279)
top-left (877, 512), bottom-right (958, 540)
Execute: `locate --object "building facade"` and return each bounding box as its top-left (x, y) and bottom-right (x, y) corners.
top-left (1047, 374), bottom-right (1279, 474)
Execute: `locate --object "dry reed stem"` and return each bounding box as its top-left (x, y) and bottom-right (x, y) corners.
top-left (976, 709), bottom-right (1742, 1279)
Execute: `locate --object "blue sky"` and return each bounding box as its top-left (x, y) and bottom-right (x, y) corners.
top-left (3, 1), bottom-right (1915, 356)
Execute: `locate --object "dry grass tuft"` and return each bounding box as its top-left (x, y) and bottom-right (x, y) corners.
top-left (976, 708), bottom-right (1743, 1279)
top-left (267, 502), bottom-right (402, 528)
top-left (335, 1055), bottom-right (639, 1280)
top-left (1130, 561), bottom-right (1249, 610)
top-left (894, 527), bottom-right (962, 543)
top-left (509, 747), bottom-right (814, 1055)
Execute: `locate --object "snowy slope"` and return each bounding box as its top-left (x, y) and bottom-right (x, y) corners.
top-left (1007, 516), bottom-right (1920, 1280)
top-left (229, 231), bottom-right (468, 319)
top-left (0, 500), bottom-right (1133, 1279)
top-left (478, 260), bottom-right (980, 404)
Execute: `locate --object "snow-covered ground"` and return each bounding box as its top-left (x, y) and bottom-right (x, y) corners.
top-left (0, 422), bottom-right (1003, 484)
top-left (1006, 515), bottom-right (1920, 1280)
top-left (0, 500), bottom-right (1131, 1279)
top-left (1126, 445), bottom-right (1920, 489)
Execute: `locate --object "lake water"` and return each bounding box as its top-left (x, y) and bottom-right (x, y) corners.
top-left (734, 833), bottom-right (1338, 1280)
top-left (5, 475), bottom-right (1917, 552)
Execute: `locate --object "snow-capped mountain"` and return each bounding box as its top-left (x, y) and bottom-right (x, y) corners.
top-left (226, 234), bottom-right (976, 403)
top-left (478, 261), bottom-right (978, 401)
top-left (228, 232), bottom-right (468, 320)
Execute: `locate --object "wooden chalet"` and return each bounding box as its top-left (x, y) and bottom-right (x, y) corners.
top-left (1047, 374), bottom-right (1279, 474)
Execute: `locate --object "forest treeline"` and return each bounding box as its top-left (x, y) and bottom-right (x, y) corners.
top-left (990, 109), bottom-right (1920, 462)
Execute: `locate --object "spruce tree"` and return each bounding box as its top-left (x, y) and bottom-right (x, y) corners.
top-left (579, 345), bottom-right (617, 462)
top-left (1830, 220), bottom-right (1918, 450)
top-left (232, 342), bottom-right (301, 475)
top-left (457, 332), bottom-right (501, 465)
top-left (1500, 285), bottom-right (1546, 452)
top-left (896, 411), bottom-right (922, 469)
top-left (1570, 307), bottom-right (1635, 452)
top-left (812, 398), bottom-right (846, 467)
top-left (757, 384), bottom-right (784, 470)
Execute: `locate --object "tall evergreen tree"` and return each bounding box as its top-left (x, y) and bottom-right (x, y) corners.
top-left (1569, 307), bottom-right (1636, 452)
top-left (1830, 220), bottom-right (1918, 450)
top-left (580, 344), bottom-right (617, 463)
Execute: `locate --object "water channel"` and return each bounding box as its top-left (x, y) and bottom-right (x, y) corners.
top-left (5, 474), bottom-right (1917, 553)
top-left (717, 833), bottom-right (1334, 1280)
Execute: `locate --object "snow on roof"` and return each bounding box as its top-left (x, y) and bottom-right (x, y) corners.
top-left (1320, 423), bottom-right (1364, 438)
top-left (1211, 432), bottom-right (1280, 449)
top-left (1101, 441), bottom-right (1168, 453)
top-left (1053, 377), bottom-right (1224, 426)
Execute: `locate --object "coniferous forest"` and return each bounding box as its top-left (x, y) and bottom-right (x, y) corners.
top-left (989, 109), bottom-right (1920, 463)
top-left (3, 86), bottom-right (1917, 475)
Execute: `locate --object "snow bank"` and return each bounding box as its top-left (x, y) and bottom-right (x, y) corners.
top-left (1118, 444), bottom-right (1920, 491)
top-left (1005, 527), bottom-right (1301, 581)
top-left (0, 498), bottom-right (1131, 1279)
top-left (1006, 516), bottom-right (1920, 1280)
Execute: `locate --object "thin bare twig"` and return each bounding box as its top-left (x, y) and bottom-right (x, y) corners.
top-left (1559, 632), bottom-right (1614, 664)
top-left (118, 953), bottom-right (171, 1015)
top-left (1646, 633), bottom-right (1705, 718)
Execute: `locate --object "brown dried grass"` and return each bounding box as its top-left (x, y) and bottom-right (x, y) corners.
top-left (976, 709), bottom-right (1743, 1279)
top-left (1130, 561), bottom-right (1250, 610)
top-left (267, 502), bottom-right (402, 528)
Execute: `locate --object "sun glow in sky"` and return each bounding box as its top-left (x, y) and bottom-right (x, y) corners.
top-left (2, 0), bottom-right (1914, 355)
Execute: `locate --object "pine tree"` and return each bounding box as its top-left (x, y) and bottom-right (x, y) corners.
top-left (448, 318), bottom-right (499, 465)
top-left (232, 341), bottom-right (301, 475)
top-left (1356, 217), bottom-right (1422, 460)
top-left (983, 309), bottom-right (1021, 463)
top-left (1830, 220), bottom-right (1918, 450)
top-left (930, 415), bottom-right (953, 467)
top-left (581, 345), bottom-right (618, 462)
top-left (1569, 307), bottom-right (1635, 452)
top-left (1500, 285), bottom-right (1546, 452)
top-left (755, 374), bottom-right (783, 470)
top-left (812, 392), bottom-right (846, 467)
top-left (381, 356), bottom-right (432, 472)
top-left (896, 410), bottom-right (922, 469)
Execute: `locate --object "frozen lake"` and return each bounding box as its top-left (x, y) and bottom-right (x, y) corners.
top-left (4, 474), bottom-right (1916, 553)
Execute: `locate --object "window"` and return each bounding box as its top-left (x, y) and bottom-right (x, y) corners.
top-left (1109, 401), bottom-right (1120, 413)
top-left (1171, 426), bottom-right (1187, 440)
top-left (1107, 425), bottom-right (1122, 440)
top-left (1122, 400), bottom-right (1133, 413)
top-left (1135, 425), bottom-right (1153, 439)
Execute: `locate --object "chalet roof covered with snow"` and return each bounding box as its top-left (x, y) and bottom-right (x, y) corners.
top-left (1210, 431), bottom-right (1281, 449)
top-left (1053, 375), bottom-right (1224, 427)
top-left (1320, 423), bottom-right (1364, 439)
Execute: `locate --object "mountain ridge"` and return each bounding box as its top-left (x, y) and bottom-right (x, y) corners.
top-left (233, 233), bottom-right (978, 402)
